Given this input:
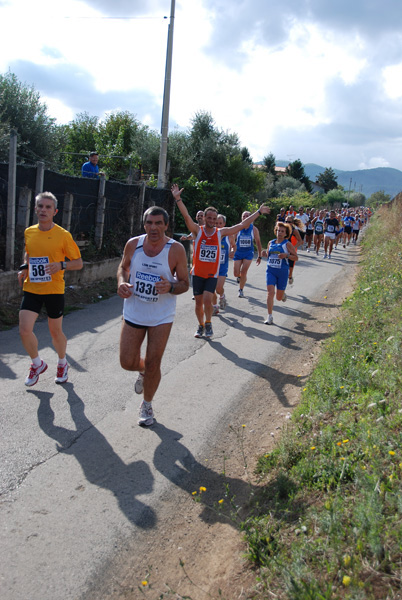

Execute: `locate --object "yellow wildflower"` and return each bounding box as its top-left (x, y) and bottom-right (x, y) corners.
top-left (389, 451), bottom-right (396, 456)
top-left (310, 446), bottom-right (316, 450)
top-left (218, 499), bottom-right (224, 504)
top-left (343, 439), bottom-right (349, 444)
top-left (141, 581), bottom-right (148, 587)
top-left (340, 385), bottom-right (344, 389)
top-left (343, 555), bottom-right (351, 567)
top-left (199, 486), bottom-right (207, 492)
top-left (342, 575), bottom-right (351, 587)
top-left (340, 457), bottom-right (346, 461)
top-left (192, 491), bottom-right (197, 495)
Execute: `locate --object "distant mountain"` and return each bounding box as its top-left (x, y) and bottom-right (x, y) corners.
top-left (283, 161), bottom-right (402, 199)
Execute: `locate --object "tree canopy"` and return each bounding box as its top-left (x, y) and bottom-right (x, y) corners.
top-left (0, 71), bottom-right (57, 165)
top-left (316, 167), bottom-right (338, 193)
top-left (286, 159), bottom-right (312, 192)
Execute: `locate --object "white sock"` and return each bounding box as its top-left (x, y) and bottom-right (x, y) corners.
top-left (32, 356), bottom-right (42, 367)
top-left (143, 400), bottom-right (152, 408)
top-left (58, 357), bottom-right (67, 366)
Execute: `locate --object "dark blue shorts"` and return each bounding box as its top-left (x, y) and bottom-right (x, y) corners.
top-left (266, 269), bottom-right (289, 291)
top-left (193, 275), bottom-right (218, 296)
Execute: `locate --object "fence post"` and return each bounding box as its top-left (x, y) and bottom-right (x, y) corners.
top-left (62, 192), bottom-right (74, 231)
top-left (35, 161), bottom-right (45, 196)
top-left (94, 174), bottom-right (106, 249)
top-left (32, 161), bottom-right (45, 225)
top-left (16, 186), bottom-right (32, 260)
top-left (6, 129), bottom-right (17, 271)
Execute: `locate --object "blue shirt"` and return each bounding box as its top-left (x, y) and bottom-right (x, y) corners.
top-left (82, 161), bottom-right (99, 178)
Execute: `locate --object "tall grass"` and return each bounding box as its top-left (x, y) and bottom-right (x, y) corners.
top-left (244, 199), bottom-right (402, 599)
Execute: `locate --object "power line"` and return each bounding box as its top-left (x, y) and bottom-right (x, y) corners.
top-left (64, 16), bottom-right (168, 20)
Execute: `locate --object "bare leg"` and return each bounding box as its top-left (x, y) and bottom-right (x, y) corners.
top-left (143, 323), bottom-right (173, 403)
top-left (203, 290), bottom-right (214, 322)
top-left (194, 295), bottom-right (205, 325)
top-left (47, 316), bottom-right (67, 359)
top-left (267, 285), bottom-right (275, 314)
top-left (119, 321), bottom-right (146, 372)
top-left (19, 310), bottom-right (40, 359)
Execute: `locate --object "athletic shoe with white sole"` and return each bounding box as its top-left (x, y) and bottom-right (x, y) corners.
top-left (212, 305), bottom-right (219, 316)
top-left (282, 293), bottom-right (287, 302)
top-left (25, 360), bottom-right (48, 387)
top-left (204, 322), bottom-right (213, 338)
top-left (238, 289), bottom-right (244, 298)
top-left (134, 372), bottom-right (144, 394)
top-left (194, 325), bottom-right (204, 338)
top-left (264, 314), bottom-right (274, 325)
top-left (288, 277), bottom-right (294, 285)
top-left (55, 362), bottom-right (69, 384)
top-left (138, 401), bottom-right (154, 426)
top-left (219, 296), bottom-right (227, 310)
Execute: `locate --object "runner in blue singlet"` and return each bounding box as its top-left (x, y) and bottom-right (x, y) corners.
top-left (262, 221), bottom-right (298, 325)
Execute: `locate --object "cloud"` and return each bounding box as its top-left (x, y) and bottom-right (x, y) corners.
top-left (81, 0), bottom-right (168, 16)
top-left (203, 0), bottom-right (402, 60)
top-left (9, 60), bottom-right (162, 127)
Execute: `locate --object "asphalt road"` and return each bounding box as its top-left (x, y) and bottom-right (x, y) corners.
top-left (0, 244), bottom-right (359, 599)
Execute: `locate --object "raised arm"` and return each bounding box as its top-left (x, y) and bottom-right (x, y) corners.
top-left (171, 184), bottom-right (200, 236)
top-left (220, 204), bottom-right (270, 237)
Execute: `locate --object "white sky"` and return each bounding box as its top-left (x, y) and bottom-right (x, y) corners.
top-left (1, 0), bottom-right (402, 171)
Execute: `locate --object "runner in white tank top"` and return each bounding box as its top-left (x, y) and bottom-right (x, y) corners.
top-left (117, 207), bottom-right (189, 426)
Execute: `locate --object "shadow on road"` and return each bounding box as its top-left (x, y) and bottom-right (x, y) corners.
top-left (209, 340), bottom-right (306, 407)
top-left (152, 422), bottom-right (307, 527)
top-left (30, 384), bottom-right (156, 529)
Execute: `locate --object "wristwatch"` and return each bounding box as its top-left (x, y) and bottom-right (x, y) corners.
top-left (60, 261), bottom-right (66, 270)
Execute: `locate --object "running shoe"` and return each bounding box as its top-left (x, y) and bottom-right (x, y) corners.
top-left (219, 296), bottom-right (227, 310)
top-left (25, 360), bottom-right (48, 387)
top-left (307, 248), bottom-right (310, 253)
top-left (138, 401), bottom-right (154, 426)
top-left (134, 372), bottom-right (145, 394)
top-left (236, 277), bottom-right (240, 284)
top-left (282, 293), bottom-right (287, 302)
top-left (205, 322), bottom-right (213, 338)
top-left (194, 325), bottom-right (204, 338)
top-left (238, 289), bottom-right (244, 298)
top-left (264, 314), bottom-right (274, 325)
top-left (323, 253), bottom-right (328, 259)
top-left (55, 362), bottom-right (69, 384)
top-left (343, 244), bottom-right (346, 248)
top-left (328, 254), bottom-right (332, 259)
top-left (288, 277), bottom-right (294, 285)
top-left (212, 305), bottom-right (219, 316)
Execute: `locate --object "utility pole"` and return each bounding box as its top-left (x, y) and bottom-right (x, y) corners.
top-left (157, 0), bottom-right (175, 189)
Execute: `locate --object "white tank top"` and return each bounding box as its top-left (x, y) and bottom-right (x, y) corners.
top-left (123, 235), bottom-right (177, 326)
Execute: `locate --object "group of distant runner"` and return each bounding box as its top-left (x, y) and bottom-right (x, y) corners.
top-left (16, 187), bottom-right (370, 427)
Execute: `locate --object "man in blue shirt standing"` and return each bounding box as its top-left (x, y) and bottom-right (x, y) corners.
top-left (81, 152), bottom-right (103, 178)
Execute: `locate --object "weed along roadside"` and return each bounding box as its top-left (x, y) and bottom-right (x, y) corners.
top-left (239, 198), bottom-right (402, 599)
